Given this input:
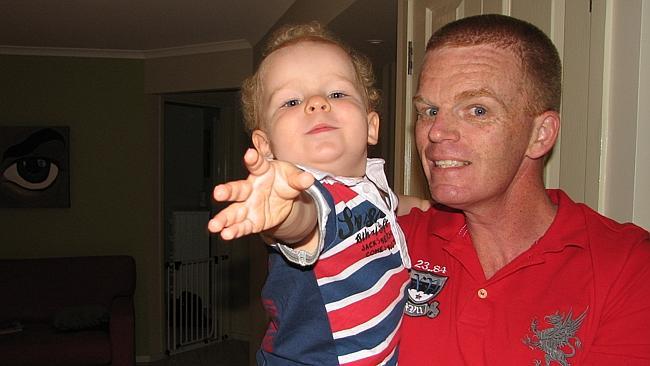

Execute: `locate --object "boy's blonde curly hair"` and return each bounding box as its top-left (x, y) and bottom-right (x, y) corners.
top-left (241, 22), bottom-right (381, 133)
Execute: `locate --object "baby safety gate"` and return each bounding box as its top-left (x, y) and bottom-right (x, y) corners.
top-left (166, 211), bottom-right (220, 354)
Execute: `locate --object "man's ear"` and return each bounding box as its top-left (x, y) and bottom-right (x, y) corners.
top-left (367, 111), bottom-right (380, 145)
top-left (251, 130), bottom-right (275, 159)
top-left (526, 111), bottom-right (560, 159)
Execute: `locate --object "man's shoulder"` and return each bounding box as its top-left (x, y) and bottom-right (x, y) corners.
top-left (551, 189), bottom-right (648, 249)
top-left (399, 203), bottom-right (454, 221)
top-left (398, 204), bottom-right (465, 237)
top-left (575, 201), bottom-right (649, 247)
top-left (569, 200), bottom-right (650, 309)
top-left (569, 199), bottom-right (650, 271)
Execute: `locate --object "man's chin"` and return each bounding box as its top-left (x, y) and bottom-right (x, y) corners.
top-left (429, 185), bottom-right (471, 208)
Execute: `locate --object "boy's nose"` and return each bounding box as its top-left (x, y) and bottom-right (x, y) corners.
top-left (305, 95), bottom-right (331, 113)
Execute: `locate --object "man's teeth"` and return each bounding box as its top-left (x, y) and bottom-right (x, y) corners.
top-left (434, 160), bottom-right (470, 168)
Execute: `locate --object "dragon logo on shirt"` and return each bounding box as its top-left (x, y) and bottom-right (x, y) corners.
top-left (404, 270), bottom-right (447, 318)
top-left (522, 307), bottom-right (588, 366)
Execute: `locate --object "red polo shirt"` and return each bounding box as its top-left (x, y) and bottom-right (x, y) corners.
top-left (398, 190), bottom-right (650, 365)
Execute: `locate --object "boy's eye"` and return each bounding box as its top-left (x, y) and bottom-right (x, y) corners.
top-left (282, 99), bottom-right (302, 108)
top-left (329, 92), bottom-right (347, 99)
top-left (470, 106), bottom-right (487, 116)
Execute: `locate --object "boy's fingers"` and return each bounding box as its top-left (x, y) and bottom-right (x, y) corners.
top-left (212, 184), bottom-right (231, 201)
top-left (244, 148), bottom-right (270, 176)
top-left (207, 204), bottom-right (249, 234)
top-left (220, 227), bottom-right (236, 240)
top-left (213, 181), bottom-right (253, 202)
top-left (220, 221), bottom-right (254, 240)
top-left (207, 217), bottom-right (224, 233)
top-left (288, 171), bottom-right (315, 191)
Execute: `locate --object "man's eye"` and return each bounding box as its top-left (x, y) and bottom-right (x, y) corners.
top-left (282, 99), bottom-right (301, 107)
top-left (470, 106), bottom-right (487, 116)
top-left (417, 107), bottom-right (438, 118)
top-left (329, 92), bottom-right (347, 99)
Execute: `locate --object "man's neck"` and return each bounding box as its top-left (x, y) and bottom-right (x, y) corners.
top-left (464, 188), bottom-right (557, 279)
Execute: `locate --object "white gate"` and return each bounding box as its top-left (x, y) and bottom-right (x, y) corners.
top-left (166, 211), bottom-right (219, 354)
top-left (166, 258), bottom-right (219, 353)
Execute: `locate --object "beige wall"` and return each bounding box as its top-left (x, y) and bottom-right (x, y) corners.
top-left (0, 54), bottom-right (159, 353)
top-left (0, 48), bottom-right (254, 360)
top-left (145, 48), bottom-right (252, 94)
top-left (635, 1), bottom-right (650, 230)
top-left (600, 0), bottom-right (650, 229)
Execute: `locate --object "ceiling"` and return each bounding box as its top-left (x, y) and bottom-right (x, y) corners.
top-left (0, 0), bottom-right (396, 64)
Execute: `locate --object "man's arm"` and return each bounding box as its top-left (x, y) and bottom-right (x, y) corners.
top-left (583, 236), bottom-right (650, 364)
top-left (397, 194), bottom-right (431, 216)
top-left (208, 148), bottom-right (319, 252)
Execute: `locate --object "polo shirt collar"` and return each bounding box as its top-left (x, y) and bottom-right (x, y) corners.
top-left (534, 189), bottom-right (587, 252)
top-left (426, 204), bottom-right (466, 242)
top-left (424, 189), bottom-right (588, 252)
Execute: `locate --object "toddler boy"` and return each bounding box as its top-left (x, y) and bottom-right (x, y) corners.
top-left (209, 22), bottom-right (426, 365)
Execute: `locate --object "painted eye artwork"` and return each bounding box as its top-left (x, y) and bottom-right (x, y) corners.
top-left (0, 126), bottom-right (70, 208)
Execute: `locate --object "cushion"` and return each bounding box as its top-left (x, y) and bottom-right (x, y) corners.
top-left (52, 305), bottom-right (109, 332)
top-left (0, 320), bottom-right (23, 336)
top-left (0, 323), bottom-right (111, 365)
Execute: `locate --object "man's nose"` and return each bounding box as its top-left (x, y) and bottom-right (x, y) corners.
top-left (427, 111), bottom-right (460, 142)
top-left (305, 95), bottom-right (331, 113)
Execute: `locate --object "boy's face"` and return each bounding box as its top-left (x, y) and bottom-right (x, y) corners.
top-left (252, 41), bottom-right (379, 177)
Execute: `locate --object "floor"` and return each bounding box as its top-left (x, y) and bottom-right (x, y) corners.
top-left (138, 340), bottom-right (249, 366)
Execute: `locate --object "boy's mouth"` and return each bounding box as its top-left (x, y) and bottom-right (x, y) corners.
top-left (307, 124), bottom-right (337, 134)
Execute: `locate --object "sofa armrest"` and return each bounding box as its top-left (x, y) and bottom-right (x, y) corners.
top-left (109, 295), bottom-right (135, 366)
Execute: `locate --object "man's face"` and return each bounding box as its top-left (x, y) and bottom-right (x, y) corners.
top-left (414, 45), bottom-right (535, 210)
top-left (253, 41), bottom-right (378, 177)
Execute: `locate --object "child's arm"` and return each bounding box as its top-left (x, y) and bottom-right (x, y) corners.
top-left (208, 148), bottom-right (319, 252)
top-left (397, 194), bottom-right (431, 216)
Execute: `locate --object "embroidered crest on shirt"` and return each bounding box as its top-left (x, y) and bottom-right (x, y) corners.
top-left (522, 307), bottom-right (588, 366)
top-left (404, 270), bottom-right (447, 318)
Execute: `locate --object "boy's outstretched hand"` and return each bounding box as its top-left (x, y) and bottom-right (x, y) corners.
top-left (208, 148), bottom-right (315, 241)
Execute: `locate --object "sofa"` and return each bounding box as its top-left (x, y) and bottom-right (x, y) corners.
top-left (0, 255), bottom-right (136, 366)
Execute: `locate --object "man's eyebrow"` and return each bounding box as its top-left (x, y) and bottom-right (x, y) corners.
top-left (412, 95), bottom-right (434, 106)
top-left (455, 88), bottom-right (507, 109)
top-left (455, 88), bottom-right (492, 100)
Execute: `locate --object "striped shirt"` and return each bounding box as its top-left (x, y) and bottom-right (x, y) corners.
top-left (258, 159), bottom-right (410, 366)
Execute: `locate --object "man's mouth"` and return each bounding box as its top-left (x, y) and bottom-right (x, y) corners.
top-left (433, 160), bottom-right (471, 168)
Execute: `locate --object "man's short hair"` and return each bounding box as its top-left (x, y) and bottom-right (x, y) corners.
top-left (426, 14), bottom-right (562, 116)
top-left (241, 22), bottom-right (380, 133)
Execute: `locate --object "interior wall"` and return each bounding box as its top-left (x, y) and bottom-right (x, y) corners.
top-left (0, 54), bottom-right (161, 354)
top-left (252, 0), bottom-right (356, 63)
top-left (635, 0), bottom-right (650, 230)
top-left (145, 48), bottom-right (252, 94)
top-left (601, 0), bottom-right (649, 229)
top-left (0, 49), bottom-right (256, 360)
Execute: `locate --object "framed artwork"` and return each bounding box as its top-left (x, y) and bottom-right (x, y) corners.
top-left (0, 126), bottom-right (70, 208)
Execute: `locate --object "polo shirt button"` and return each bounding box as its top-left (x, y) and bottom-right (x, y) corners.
top-left (362, 184), bottom-right (371, 193)
top-left (477, 288), bottom-right (488, 299)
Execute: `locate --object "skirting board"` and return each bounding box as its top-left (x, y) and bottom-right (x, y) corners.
top-left (228, 331), bottom-right (250, 342)
top-left (135, 353), bottom-right (166, 363)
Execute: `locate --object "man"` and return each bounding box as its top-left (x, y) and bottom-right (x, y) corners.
top-left (398, 14), bottom-right (650, 365)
